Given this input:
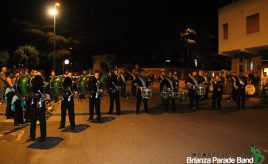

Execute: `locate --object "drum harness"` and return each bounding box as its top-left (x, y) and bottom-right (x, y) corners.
top-left (189, 75), bottom-right (198, 89)
top-left (138, 76), bottom-right (146, 91)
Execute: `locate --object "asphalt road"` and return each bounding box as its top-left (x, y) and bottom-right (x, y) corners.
top-left (0, 89), bottom-right (268, 164)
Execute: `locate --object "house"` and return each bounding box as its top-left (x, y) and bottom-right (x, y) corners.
top-left (218, 0), bottom-right (268, 76)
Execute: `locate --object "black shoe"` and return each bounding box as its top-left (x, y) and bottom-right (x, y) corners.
top-left (107, 112), bottom-right (113, 114)
top-left (38, 138), bottom-right (46, 142)
top-left (87, 117), bottom-right (93, 121)
top-left (58, 126), bottom-right (65, 129)
top-left (71, 126), bottom-right (75, 130)
top-left (117, 113), bottom-right (121, 116)
top-left (27, 137), bottom-right (35, 142)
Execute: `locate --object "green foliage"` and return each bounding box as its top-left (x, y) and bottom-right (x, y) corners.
top-left (13, 45), bottom-right (40, 67)
top-left (0, 51), bottom-right (10, 66)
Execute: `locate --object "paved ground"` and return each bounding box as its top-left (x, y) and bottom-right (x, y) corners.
top-left (0, 88), bottom-right (268, 164)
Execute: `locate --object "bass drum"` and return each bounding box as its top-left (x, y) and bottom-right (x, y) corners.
top-left (16, 74), bottom-right (44, 97)
top-left (16, 75), bottom-right (32, 97)
top-left (77, 75), bottom-right (90, 95)
top-left (50, 76), bottom-right (73, 97)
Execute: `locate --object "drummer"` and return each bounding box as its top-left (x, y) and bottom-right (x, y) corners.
top-left (210, 74), bottom-right (224, 109)
top-left (133, 69), bottom-right (151, 114)
top-left (186, 70), bottom-right (202, 111)
top-left (162, 71), bottom-right (178, 112)
top-left (28, 72), bottom-right (47, 142)
top-left (59, 73), bottom-right (75, 130)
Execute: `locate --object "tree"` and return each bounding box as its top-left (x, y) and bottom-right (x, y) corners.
top-left (13, 45), bottom-right (39, 68)
top-left (0, 51), bottom-right (10, 66)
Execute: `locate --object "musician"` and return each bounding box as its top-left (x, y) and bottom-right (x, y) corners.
top-left (162, 72), bottom-right (178, 112)
top-left (159, 71), bottom-right (166, 92)
top-left (211, 74), bottom-right (224, 109)
top-left (0, 67), bottom-right (7, 104)
top-left (88, 71), bottom-right (103, 122)
top-left (59, 74), bottom-right (75, 130)
top-left (133, 69), bottom-right (151, 114)
top-left (29, 73), bottom-right (46, 142)
top-left (5, 70), bottom-right (15, 119)
top-left (231, 72), bottom-right (237, 102)
top-left (117, 70), bottom-right (127, 98)
top-left (203, 71), bottom-right (210, 99)
top-left (186, 71), bottom-right (201, 111)
top-left (130, 69), bottom-right (137, 96)
top-left (234, 71), bottom-right (247, 110)
top-left (107, 71), bottom-right (121, 115)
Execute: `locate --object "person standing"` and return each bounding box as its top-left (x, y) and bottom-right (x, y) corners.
top-left (186, 71), bottom-right (200, 111)
top-left (261, 72), bottom-right (268, 98)
top-left (203, 71), bottom-right (210, 100)
top-left (234, 71), bottom-right (247, 110)
top-left (133, 69), bottom-right (151, 114)
top-left (29, 73), bottom-right (46, 142)
top-left (0, 67), bottom-right (7, 104)
top-left (211, 74), bottom-right (224, 109)
top-left (162, 72), bottom-right (177, 112)
top-left (59, 75), bottom-right (75, 130)
top-left (88, 71), bottom-right (103, 122)
top-left (107, 71), bottom-right (121, 115)
top-left (159, 71), bottom-right (166, 92)
top-left (130, 69), bottom-right (137, 96)
top-left (5, 70), bottom-right (15, 119)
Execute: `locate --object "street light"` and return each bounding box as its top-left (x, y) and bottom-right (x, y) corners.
top-left (48, 2), bottom-right (60, 72)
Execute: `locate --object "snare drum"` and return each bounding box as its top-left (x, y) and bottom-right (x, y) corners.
top-left (245, 84), bottom-right (255, 95)
top-left (141, 87), bottom-right (152, 99)
top-left (196, 84), bottom-right (206, 96)
top-left (160, 90), bottom-right (170, 100)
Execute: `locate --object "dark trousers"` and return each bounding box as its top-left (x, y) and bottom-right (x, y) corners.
top-left (165, 98), bottom-right (176, 112)
top-left (212, 92), bottom-right (222, 109)
top-left (24, 99), bottom-right (32, 121)
top-left (121, 84), bottom-right (126, 97)
top-left (14, 99), bottom-right (24, 125)
top-left (109, 92), bottom-right (121, 115)
top-left (131, 83), bottom-right (136, 96)
top-left (30, 100), bottom-right (46, 139)
top-left (5, 92), bottom-right (14, 118)
top-left (89, 95), bottom-right (101, 121)
top-left (60, 97), bottom-right (75, 128)
top-left (136, 93), bottom-right (148, 114)
top-left (232, 88), bottom-right (237, 102)
top-left (189, 93), bottom-right (199, 110)
top-left (204, 87), bottom-right (209, 99)
top-left (236, 89), bottom-right (245, 110)
top-left (160, 82), bottom-right (164, 92)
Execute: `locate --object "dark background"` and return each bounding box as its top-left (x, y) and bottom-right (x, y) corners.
top-left (0, 0), bottom-right (232, 70)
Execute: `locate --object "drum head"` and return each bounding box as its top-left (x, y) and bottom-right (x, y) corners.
top-left (50, 76), bottom-right (62, 97)
top-left (78, 76), bottom-right (89, 94)
top-left (31, 75), bottom-right (44, 93)
top-left (16, 75), bottom-right (32, 97)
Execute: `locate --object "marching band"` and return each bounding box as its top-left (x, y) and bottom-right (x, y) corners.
top-left (1, 65), bottom-right (267, 142)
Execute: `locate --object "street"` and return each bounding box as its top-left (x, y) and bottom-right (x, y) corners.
top-left (0, 88), bottom-right (268, 164)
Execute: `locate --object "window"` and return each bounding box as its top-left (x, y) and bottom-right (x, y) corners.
top-left (246, 13), bottom-right (260, 34)
top-left (223, 23), bottom-right (228, 39)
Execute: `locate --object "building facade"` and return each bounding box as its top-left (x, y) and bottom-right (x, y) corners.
top-left (218, 0), bottom-right (268, 76)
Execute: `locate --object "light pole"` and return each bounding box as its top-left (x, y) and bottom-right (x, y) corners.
top-left (48, 2), bottom-right (60, 72)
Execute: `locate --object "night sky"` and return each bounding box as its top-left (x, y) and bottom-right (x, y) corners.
top-left (0, 0), bottom-right (232, 55)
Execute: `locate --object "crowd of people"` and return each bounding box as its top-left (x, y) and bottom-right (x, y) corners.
top-left (0, 65), bottom-right (268, 142)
